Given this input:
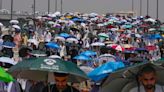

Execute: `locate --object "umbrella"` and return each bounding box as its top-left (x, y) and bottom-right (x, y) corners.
top-left (9, 57), bottom-right (88, 83)
top-left (100, 62), bottom-right (164, 92)
top-left (66, 38), bottom-right (79, 44)
top-left (49, 55), bottom-right (61, 59)
top-left (0, 22), bottom-right (3, 27)
top-left (2, 41), bottom-right (15, 48)
top-left (12, 25), bottom-right (21, 30)
top-left (73, 55), bottom-right (92, 61)
top-left (98, 33), bottom-right (109, 38)
top-left (111, 44), bottom-right (125, 52)
top-left (88, 61), bottom-right (124, 82)
top-left (54, 36), bottom-right (65, 41)
top-left (135, 48), bottom-right (148, 52)
top-left (145, 45), bottom-right (157, 51)
top-left (10, 20), bottom-right (19, 24)
top-left (122, 44), bottom-right (133, 48)
top-left (0, 57), bottom-right (17, 65)
top-left (99, 54), bottom-right (115, 58)
top-left (0, 67), bottom-right (14, 82)
top-left (30, 50), bottom-right (47, 57)
top-left (27, 39), bottom-right (39, 46)
top-left (46, 42), bottom-right (60, 49)
top-left (59, 33), bottom-right (70, 38)
top-left (80, 50), bottom-right (97, 56)
top-left (91, 42), bottom-right (105, 47)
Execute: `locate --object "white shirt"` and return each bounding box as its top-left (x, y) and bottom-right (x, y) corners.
top-left (129, 84), bottom-right (164, 92)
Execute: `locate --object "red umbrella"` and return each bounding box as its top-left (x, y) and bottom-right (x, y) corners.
top-left (145, 45), bottom-right (157, 51)
top-left (111, 44), bottom-right (125, 52)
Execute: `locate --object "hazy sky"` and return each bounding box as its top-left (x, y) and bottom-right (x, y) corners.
top-left (1, 0), bottom-right (164, 21)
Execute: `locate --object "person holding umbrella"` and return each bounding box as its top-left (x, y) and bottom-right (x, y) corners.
top-left (42, 72), bottom-right (79, 92)
top-left (129, 65), bottom-right (164, 92)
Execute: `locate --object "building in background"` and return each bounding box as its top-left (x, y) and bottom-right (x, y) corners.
top-left (0, 0), bottom-right (2, 10)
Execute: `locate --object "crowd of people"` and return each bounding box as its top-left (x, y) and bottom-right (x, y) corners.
top-left (0, 12), bottom-right (164, 92)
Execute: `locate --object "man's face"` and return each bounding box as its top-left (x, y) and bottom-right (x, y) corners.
top-left (55, 76), bottom-right (68, 90)
top-left (140, 72), bottom-right (156, 90)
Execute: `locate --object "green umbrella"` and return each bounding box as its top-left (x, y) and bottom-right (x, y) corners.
top-left (0, 67), bottom-right (14, 82)
top-left (9, 57), bottom-right (88, 83)
top-left (100, 61), bottom-right (164, 92)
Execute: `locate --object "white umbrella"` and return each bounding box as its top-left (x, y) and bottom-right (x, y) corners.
top-left (10, 20), bottom-right (19, 24)
top-left (91, 42), bottom-right (105, 46)
top-left (27, 39), bottom-right (39, 46)
top-left (66, 38), bottom-right (79, 43)
top-left (145, 18), bottom-right (156, 23)
top-left (12, 25), bottom-right (21, 29)
top-left (54, 36), bottom-right (65, 41)
top-left (0, 22), bottom-right (3, 27)
top-left (49, 55), bottom-right (61, 59)
top-left (48, 21), bottom-right (55, 25)
top-left (99, 54), bottom-right (116, 58)
top-left (0, 57), bottom-right (17, 65)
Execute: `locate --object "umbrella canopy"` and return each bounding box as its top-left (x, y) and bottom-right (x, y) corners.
top-left (2, 41), bottom-right (15, 48)
top-left (97, 54), bottom-right (116, 63)
top-left (9, 57), bottom-right (88, 83)
top-left (73, 55), bottom-right (92, 61)
top-left (100, 61), bottom-right (164, 92)
top-left (54, 36), bottom-right (65, 41)
top-left (0, 67), bottom-right (14, 82)
top-left (49, 55), bottom-right (61, 59)
top-left (59, 33), bottom-right (70, 38)
top-left (88, 61), bottom-right (124, 82)
top-left (145, 45), bottom-right (157, 51)
top-left (10, 20), bottom-right (19, 24)
top-left (98, 33), bottom-right (109, 38)
top-left (91, 42), bottom-right (105, 47)
top-left (27, 39), bottom-right (39, 46)
top-left (80, 50), bottom-right (97, 56)
top-left (111, 44), bottom-right (125, 52)
top-left (46, 42), bottom-right (60, 49)
top-left (66, 38), bottom-right (79, 44)
top-left (12, 25), bottom-right (21, 30)
top-left (0, 57), bottom-right (17, 65)
top-left (0, 22), bottom-right (3, 27)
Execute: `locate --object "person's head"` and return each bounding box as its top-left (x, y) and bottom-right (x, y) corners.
top-left (138, 65), bottom-right (157, 90)
top-left (54, 72), bottom-right (69, 90)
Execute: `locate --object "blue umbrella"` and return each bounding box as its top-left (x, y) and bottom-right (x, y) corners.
top-left (80, 50), bottom-right (97, 56)
top-left (73, 55), bottom-right (92, 61)
top-left (59, 33), bottom-right (70, 38)
top-left (135, 48), bottom-right (148, 52)
top-left (150, 34), bottom-right (162, 39)
top-left (72, 18), bottom-right (85, 23)
top-left (2, 41), bottom-right (15, 48)
top-left (88, 61), bottom-right (125, 81)
top-left (46, 42), bottom-right (60, 49)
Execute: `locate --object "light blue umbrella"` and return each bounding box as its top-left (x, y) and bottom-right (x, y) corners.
top-left (46, 42), bottom-right (60, 49)
top-left (88, 61), bottom-right (125, 81)
top-left (73, 55), bottom-right (92, 61)
top-left (80, 50), bottom-right (97, 56)
top-left (59, 33), bottom-right (70, 38)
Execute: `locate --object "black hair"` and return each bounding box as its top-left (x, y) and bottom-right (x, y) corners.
top-left (53, 72), bottom-right (69, 77)
top-left (138, 65), bottom-right (156, 77)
